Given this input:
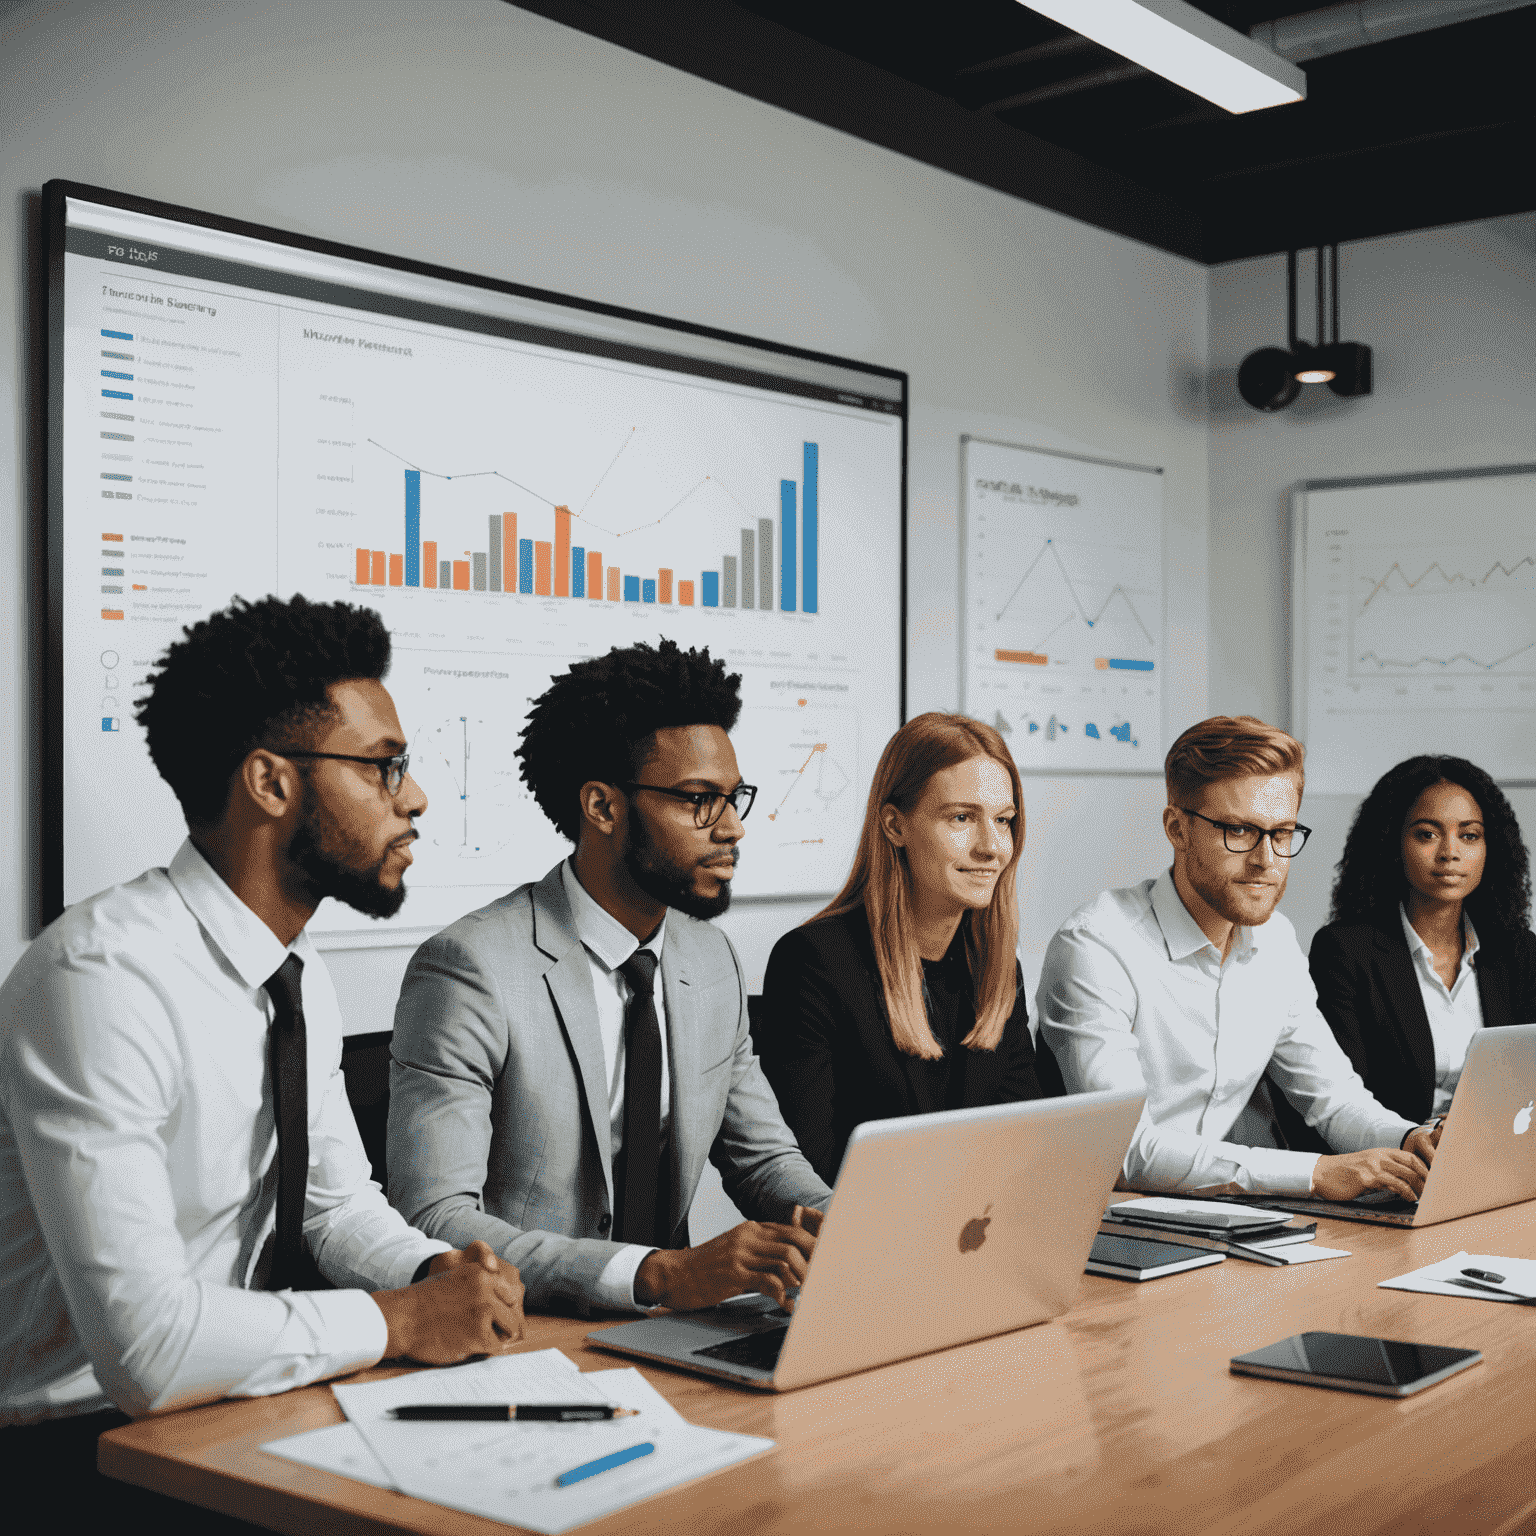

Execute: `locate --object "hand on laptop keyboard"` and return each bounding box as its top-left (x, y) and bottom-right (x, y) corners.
top-left (1312, 1146), bottom-right (1429, 1204)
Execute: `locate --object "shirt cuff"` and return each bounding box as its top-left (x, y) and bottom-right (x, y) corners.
top-left (594, 1244), bottom-right (659, 1311)
top-left (1236, 1147), bottom-right (1321, 1195)
top-left (308, 1288), bottom-right (392, 1372)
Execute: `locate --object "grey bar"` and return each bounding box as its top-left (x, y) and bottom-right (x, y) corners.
top-left (488, 516), bottom-right (502, 592)
top-left (472, 552), bottom-right (487, 591)
top-left (439, 559), bottom-right (451, 589)
top-left (740, 529), bottom-right (755, 609)
top-left (723, 555), bottom-right (737, 608)
top-left (758, 519), bottom-right (774, 610)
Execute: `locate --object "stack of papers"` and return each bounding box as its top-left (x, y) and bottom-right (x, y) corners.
top-left (1103, 1198), bottom-right (1351, 1266)
top-left (1379, 1251), bottom-right (1536, 1303)
top-left (264, 1349), bottom-right (772, 1534)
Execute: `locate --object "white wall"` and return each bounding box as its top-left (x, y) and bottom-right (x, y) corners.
top-left (1207, 216), bottom-right (1536, 951)
top-left (0, 0), bottom-right (1212, 1031)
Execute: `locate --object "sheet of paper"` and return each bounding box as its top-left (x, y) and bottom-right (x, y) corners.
top-left (1379, 1250), bottom-right (1536, 1302)
top-left (1108, 1197), bottom-right (1286, 1224)
top-left (271, 1363), bottom-right (773, 1534)
top-left (1260, 1243), bottom-right (1350, 1265)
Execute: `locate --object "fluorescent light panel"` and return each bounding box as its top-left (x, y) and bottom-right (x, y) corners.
top-left (1020, 0), bottom-right (1307, 114)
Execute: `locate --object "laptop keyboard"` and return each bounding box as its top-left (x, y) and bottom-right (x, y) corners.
top-left (693, 1326), bottom-right (789, 1372)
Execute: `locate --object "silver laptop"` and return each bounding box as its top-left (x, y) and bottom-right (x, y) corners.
top-left (585, 1086), bottom-right (1146, 1391)
top-left (1252, 1022), bottom-right (1536, 1228)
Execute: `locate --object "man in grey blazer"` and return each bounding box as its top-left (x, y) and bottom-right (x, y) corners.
top-left (388, 640), bottom-right (832, 1316)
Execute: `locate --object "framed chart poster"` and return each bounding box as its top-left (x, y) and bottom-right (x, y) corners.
top-left (960, 437), bottom-right (1164, 773)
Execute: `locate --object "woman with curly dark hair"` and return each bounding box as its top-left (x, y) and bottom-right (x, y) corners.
top-left (1309, 755), bottom-right (1536, 1125)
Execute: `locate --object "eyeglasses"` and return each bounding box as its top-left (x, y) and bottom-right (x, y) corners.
top-left (622, 781), bottom-right (757, 828)
top-left (276, 750), bottom-right (411, 796)
top-left (1179, 806), bottom-right (1311, 857)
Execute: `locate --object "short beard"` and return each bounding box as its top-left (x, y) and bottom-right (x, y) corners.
top-left (623, 813), bottom-right (735, 921)
top-left (289, 791), bottom-right (408, 920)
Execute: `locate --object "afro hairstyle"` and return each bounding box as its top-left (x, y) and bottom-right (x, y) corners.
top-left (134, 593), bottom-right (392, 827)
top-left (517, 638), bottom-right (742, 843)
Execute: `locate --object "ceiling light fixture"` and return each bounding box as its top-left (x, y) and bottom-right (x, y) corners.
top-left (1019, 0), bottom-right (1307, 114)
top-left (1238, 246), bottom-right (1373, 412)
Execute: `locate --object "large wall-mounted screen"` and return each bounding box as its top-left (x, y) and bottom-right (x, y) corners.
top-left (46, 181), bottom-right (906, 938)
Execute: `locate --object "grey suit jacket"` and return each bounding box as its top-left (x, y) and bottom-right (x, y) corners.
top-left (387, 862), bottom-right (832, 1314)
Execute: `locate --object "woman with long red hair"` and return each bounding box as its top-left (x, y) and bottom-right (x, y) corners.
top-left (758, 713), bottom-right (1049, 1186)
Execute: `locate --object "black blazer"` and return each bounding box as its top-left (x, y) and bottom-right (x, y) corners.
top-left (1308, 911), bottom-right (1536, 1126)
top-left (757, 906), bottom-right (1048, 1187)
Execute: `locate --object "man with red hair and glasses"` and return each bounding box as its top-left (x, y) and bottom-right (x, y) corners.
top-left (1038, 716), bottom-right (1440, 1199)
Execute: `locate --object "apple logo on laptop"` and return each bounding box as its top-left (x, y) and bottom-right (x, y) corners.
top-left (1514, 1101), bottom-right (1533, 1136)
top-left (958, 1204), bottom-right (992, 1254)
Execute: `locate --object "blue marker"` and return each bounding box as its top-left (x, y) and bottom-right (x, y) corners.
top-left (554, 1441), bottom-right (654, 1487)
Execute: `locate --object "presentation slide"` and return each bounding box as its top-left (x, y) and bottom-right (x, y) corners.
top-left (1295, 470), bottom-right (1536, 795)
top-left (56, 190), bottom-right (905, 935)
top-left (960, 437), bottom-right (1164, 772)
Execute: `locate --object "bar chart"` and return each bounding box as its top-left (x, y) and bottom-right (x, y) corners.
top-left (351, 440), bottom-right (823, 614)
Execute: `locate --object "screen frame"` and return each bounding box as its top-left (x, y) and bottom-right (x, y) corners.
top-left (41, 176), bottom-right (909, 926)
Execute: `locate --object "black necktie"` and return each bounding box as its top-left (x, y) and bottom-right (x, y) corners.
top-left (264, 954), bottom-right (312, 1291)
top-left (616, 950), bottom-right (663, 1247)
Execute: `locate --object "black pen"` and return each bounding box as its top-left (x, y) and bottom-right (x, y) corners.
top-left (1462, 1267), bottom-right (1505, 1284)
top-left (389, 1404), bottom-right (639, 1422)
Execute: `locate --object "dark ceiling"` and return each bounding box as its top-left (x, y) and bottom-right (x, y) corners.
top-left (511, 0), bottom-right (1536, 264)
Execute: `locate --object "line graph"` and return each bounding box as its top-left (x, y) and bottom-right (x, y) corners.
top-left (1358, 554), bottom-right (1536, 610)
top-left (995, 537), bottom-right (1156, 650)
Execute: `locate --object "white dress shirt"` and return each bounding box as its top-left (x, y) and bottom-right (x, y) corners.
top-left (559, 860), bottom-right (671, 1308)
top-left (1037, 870), bottom-right (1418, 1194)
top-left (1400, 905), bottom-right (1484, 1117)
top-left (0, 840), bottom-right (447, 1425)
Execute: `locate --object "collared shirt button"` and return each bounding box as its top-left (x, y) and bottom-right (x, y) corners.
top-left (598, 1213), bottom-right (612, 1235)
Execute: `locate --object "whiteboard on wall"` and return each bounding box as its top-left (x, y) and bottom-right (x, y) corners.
top-left (1291, 464), bottom-right (1536, 796)
top-left (959, 437), bottom-right (1164, 773)
top-left (45, 181), bottom-right (907, 938)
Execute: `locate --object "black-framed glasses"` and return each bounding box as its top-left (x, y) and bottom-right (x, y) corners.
top-left (276, 750), bottom-right (411, 796)
top-left (1178, 806), bottom-right (1311, 857)
top-left (623, 781), bottom-right (757, 828)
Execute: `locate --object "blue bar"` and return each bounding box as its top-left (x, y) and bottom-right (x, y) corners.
top-left (702, 571), bottom-right (719, 607)
top-left (101, 370), bottom-right (133, 380)
top-left (623, 574), bottom-right (641, 602)
top-left (642, 579), bottom-right (656, 603)
top-left (572, 547), bottom-right (585, 598)
top-left (404, 470), bottom-right (421, 587)
top-left (102, 718), bottom-right (119, 732)
top-left (101, 329), bottom-right (132, 340)
top-left (102, 389), bottom-right (132, 400)
top-left (519, 539), bottom-right (534, 594)
top-left (802, 443), bottom-right (818, 614)
top-left (1107, 658), bottom-right (1156, 672)
top-left (780, 480), bottom-right (797, 612)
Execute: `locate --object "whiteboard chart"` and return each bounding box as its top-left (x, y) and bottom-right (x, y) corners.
top-left (960, 438), bottom-right (1164, 772)
top-left (1293, 466), bottom-right (1536, 795)
top-left (48, 184), bottom-right (905, 934)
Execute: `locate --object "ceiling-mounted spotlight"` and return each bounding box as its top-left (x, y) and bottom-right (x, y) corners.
top-left (1238, 246), bottom-right (1373, 411)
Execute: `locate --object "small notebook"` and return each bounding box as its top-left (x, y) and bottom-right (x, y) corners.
top-left (1086, 1233), bottom-right (1225, 1281)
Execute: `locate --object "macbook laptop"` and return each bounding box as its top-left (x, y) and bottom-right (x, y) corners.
top-left (585, 1086), bottom-right (1146, 1391)
top-left (1247, 1022), bottom-right (1536, 1227)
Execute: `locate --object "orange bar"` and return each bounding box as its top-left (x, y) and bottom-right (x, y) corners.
top-left (658, 568), bottom-right (673, 604)
top-left (1094, 657), bottom-right (1111, 670)
top-left (370, 550), bottom-right (387, 585)
top-left (995, 648), bottom-right (1048, 666)
top-left (131, 583), bottom-right (146, 591)
top-left (502, 514), bottom-right (517, 594)
top-left (423, 540), bottom-right (438, 588)
top-left (356, 549), bottom-right (370, 584)
top-left (102, 532), bottom-right (123, 542)
top-left (453, 560), bottom-right (470, 591)
top-left (606, 567), bottom-right (620, 602)
top-left (388, 553), bottom-right (404, 587)
top-left (535, 541), bottom-right (552, 596)
top-left (554, 505), bottom-right (571, 597)
top-left (587, 551), bottom-right (602, 600)
top-left (678, 579), bottom-right (695, 607)
top-left (101, 609), bottom-right (124, 620)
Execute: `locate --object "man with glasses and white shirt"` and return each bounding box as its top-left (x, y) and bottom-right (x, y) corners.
top-left (0, 596), bottom-right (523, 1525)
top-left (1038, 715), bottom-right (1441, 1200)
top-left (388, 640), bottom-right (831, 1319)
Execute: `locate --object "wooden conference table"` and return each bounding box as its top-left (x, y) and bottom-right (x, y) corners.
top-left (101, 1204), bottom-right (1536, 1536)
